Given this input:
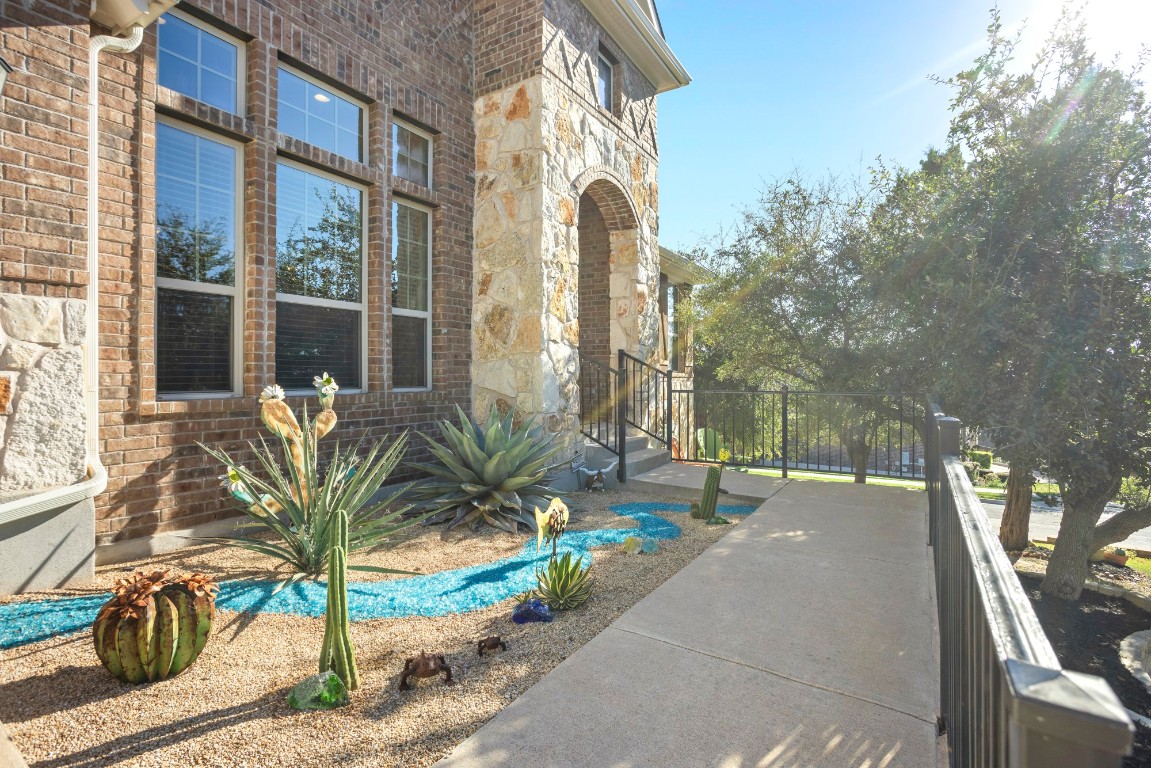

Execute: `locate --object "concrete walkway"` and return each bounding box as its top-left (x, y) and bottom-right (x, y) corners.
top-left (435, 467), bottom-right (940, 768)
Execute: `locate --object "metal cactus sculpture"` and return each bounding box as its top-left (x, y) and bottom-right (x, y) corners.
top-left (697, 464), bottom-right (723, 520)
top-left (93, 571), bottom-right (218, 684)
top-left (318, 507), bottom-right (359, 690)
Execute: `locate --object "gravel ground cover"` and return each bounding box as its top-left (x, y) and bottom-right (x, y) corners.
top-left (0, 489), bottom-right (751, 768)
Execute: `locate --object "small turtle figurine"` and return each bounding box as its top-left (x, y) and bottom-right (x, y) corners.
top-left (477, 635), bottom-right (507, 656)
top-left (399, 652), bottom-right (455, 691)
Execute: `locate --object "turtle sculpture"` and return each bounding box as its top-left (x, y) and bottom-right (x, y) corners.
top-left (399, 652), bottom-right (455, 691)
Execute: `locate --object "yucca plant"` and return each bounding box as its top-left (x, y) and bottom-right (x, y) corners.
top-left (536, 552), bottom-right (592, 610)
top-left (201, 377), bottom-right (427, 590)
top-left (409, 405), bottom-right (564, 533)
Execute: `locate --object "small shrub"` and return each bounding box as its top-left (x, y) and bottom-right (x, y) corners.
top-left (968, 449), bottom-right (993, 470)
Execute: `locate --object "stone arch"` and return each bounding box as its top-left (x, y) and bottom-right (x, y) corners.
top-left (571, 166), bottom-right (639, 232)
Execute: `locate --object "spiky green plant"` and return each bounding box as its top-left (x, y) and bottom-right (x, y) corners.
top-left (319, 508), bottom-right (359, 690)
top-left (201, 376), bottom-right (427, 590)
top-left (536, 552), bottom-right (592, 610)
top-left (409, 405), bottom-right (564, 533)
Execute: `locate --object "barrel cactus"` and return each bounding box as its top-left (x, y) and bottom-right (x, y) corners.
top-left (92, 570), bottom-right (218, 684)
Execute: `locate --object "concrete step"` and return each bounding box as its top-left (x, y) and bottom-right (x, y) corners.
top-left (624, 446), bottom-right (672, 477)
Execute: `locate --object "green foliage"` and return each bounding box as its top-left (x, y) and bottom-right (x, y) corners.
top-left (319, 508), bottom-right (358, 690)
top-left (699, 465), bottom-right (723, 521)
top-left (1117, 477), bottom-right (1151, 514)
top-left (967, 450), bottom-right (992, 470)
top-left (202, 413), bottom-right (421, 586)
top-left (409, 405), bottom-right (563, 534)
top-left (536, 552), bottom-right (592, 611)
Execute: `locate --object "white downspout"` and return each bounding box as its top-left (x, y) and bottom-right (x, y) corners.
top-left (84, 27), bottom-right (145, 479)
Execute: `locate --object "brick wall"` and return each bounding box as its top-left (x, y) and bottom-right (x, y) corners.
top-left (577, 196), bottom-right (610, 365)
top-left (0, 0), bottom-right (91, 300)
top-left (1, 0), bottom-right (477, 545)
top-left (474, 0), bottom-right (544, 97)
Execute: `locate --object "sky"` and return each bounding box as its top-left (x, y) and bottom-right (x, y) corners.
top-left (654, 0), bottom-right (1151, 254)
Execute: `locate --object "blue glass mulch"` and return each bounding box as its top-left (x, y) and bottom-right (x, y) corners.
top-left (0, 502), bottom-right (754, 649)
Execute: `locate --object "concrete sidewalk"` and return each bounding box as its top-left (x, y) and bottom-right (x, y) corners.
top-left (435, 469), bottom-right (940, 768)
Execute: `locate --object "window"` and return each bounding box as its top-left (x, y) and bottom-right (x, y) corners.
top-left (660, 276), bottom-right (683, 373)
top-left (275, 161), bottom-right (365, 390)
top-left (597, 48), bottom-right (616, 113)
top-left (158, 10), bottom-right (241, 114)
top-left (393, 121), bottom-right (432, 187)
top-left (155, 121), bottom-right (242, 395)
top-left (278, 68), bottom-right (364, 161)
top-left (391, 201), bottom-right (432, 389)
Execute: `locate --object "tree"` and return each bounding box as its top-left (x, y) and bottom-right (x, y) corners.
top-left (695, 175), bottom-right (927, 481)
top-left (899, 11), bottom-right (1151, 598)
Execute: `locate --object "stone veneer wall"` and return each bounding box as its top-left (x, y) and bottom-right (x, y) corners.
top-left (472, 0), bottom-right (662, 466)
top-left (0, 296), bottom-right (88, 494)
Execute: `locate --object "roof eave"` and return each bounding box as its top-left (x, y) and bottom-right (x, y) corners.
top-left (581, 0), bottom-right (691, 94)
top-left (659, 246), bottom-right (712, 285)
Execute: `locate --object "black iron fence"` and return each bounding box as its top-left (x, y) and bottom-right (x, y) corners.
top-left (619, 350), bottom-right (671, 450)
top-left (672, 387), bottom-right (925, 480)
top-left (577, 353), bottom-right (620, 457)
top-left (928, 403), bottom-right (1133, 766)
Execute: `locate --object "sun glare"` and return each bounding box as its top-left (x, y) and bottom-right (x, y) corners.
top-left (1022, 0), bottom-right (1150, 70)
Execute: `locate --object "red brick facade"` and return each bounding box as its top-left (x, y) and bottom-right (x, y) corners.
top-left (2, 0), bottom-right (477, 544)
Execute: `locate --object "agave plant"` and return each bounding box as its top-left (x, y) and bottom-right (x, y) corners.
top-left (409, 405), bottom-right (564, 533)
top-left (536, 552), bottom-right (592, 610)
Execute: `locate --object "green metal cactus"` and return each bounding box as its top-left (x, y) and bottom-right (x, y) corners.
top-left (319, 507), bottom-right (359, 691)
top-left (699, 464), bottom-right (723, 521)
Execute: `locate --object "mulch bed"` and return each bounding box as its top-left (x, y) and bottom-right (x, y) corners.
top-left (1020, 573), bottom-right (1151, 766)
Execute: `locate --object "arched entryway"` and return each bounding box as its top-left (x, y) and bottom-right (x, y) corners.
top-left (575, 173), bottom-right (640, 366)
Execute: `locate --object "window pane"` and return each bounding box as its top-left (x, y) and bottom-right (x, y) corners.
top-left (157, 289), bottom-right (232, 393)
top-left (597, 55), bottom-right (613, 110)
top-left (277, 69), bottom-right (362, 161)
top-left (391, 202), bottom-right (429, 311)
top-left (393, 123), bottom-right (430, 187)
top-left (157, 124), bottom-right (237, 286)
top-left (158, 14), bottom-right (238, 113)
top-left (275, 302), bottom-right (361, 390)
top-left (392, 315), bottom-right (427, 388)
top-left (276, 163), bottom-right (362, 302)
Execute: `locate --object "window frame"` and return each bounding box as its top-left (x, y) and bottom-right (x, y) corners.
top-left (276, 64), bottom-right (368, 163)
top-left (390, 198), bottom-right (434, 392)
top-left (597, 48), bottom-right (617, 114)
top-left (157, 8), bottom-right (246, 117)
top-left (154, 116), bottom-right (245, 400)
top-left (391, 118), bottom-right (434, 189)
top-left (273, 156), bottom-right (370, 394)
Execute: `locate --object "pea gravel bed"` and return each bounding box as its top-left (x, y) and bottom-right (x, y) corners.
top-left (0, 489), bottom-right (748, 768)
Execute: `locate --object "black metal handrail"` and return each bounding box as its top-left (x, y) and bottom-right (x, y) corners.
top-left (577, 353), bottom-right (619, 454)
top-left (619, 350), bottom-right (671, 450)
top-left (928, 403), bottom-right (1132, 766)
top-left (670, 387), bottom-right (924, 481)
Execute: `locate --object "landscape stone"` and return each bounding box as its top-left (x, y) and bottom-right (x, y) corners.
top-left (287, 671), bottom-right (349, 710)
top-left (0, 296), bottom-right (63, 345)
top-left (512, 597), bottom-right (554, 624)
top-left (63, 300), bottom-right (86, 346)
top-left (0, 348), bottom-right (86, 492)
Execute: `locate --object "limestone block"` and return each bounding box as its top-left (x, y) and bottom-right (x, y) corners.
top-left (0, 341), bottom-right (43, 370)
top-left (475, 199), bottom-right (507, 250)
top-left (478, 231), bottom-right (526, 271)
top-left (482, 304), bottom-right (515, 345)
top-left (475, 361), bottom-right (518, 399)
top-left (505, 84), bottom-right (531, 121)
top-left (499, 121), bottom-right (528, 153)
top-left (63, 300), bottom-right (87, 346)
top-left (0, 348), bottom-right (86, 492)
top-left (0, 296), bottom-right (63, 345)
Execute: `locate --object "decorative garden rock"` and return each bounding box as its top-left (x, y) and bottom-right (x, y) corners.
top-left (288, 671), bottom-right (349, 710)
top-left (399, 652), bottom-right (455, 691)
top-left (511, 597), bottom-right (554, 624)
